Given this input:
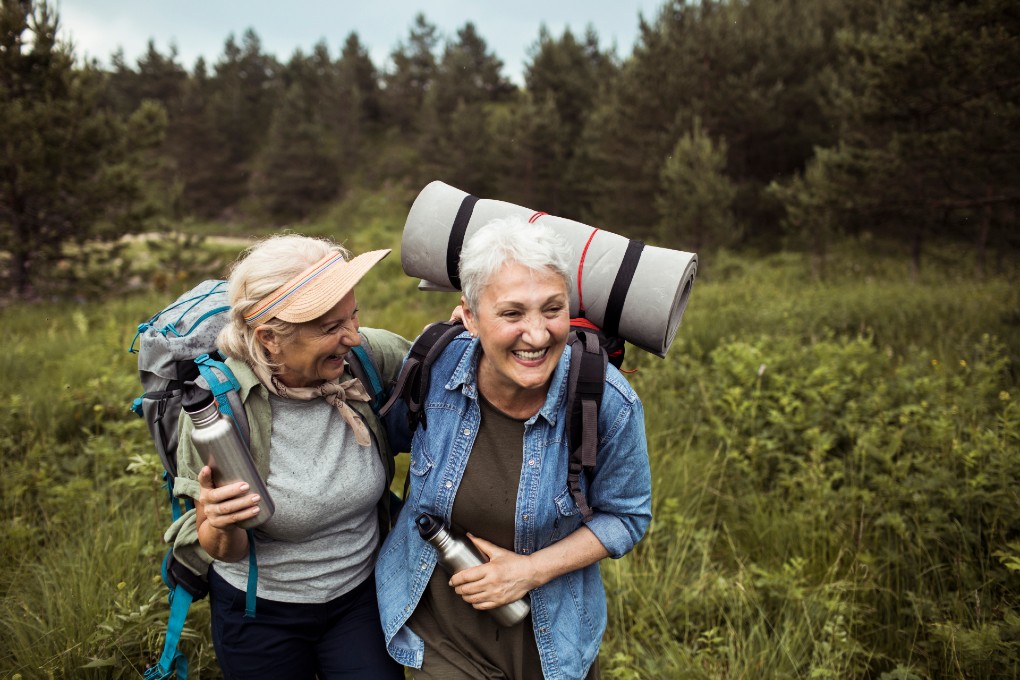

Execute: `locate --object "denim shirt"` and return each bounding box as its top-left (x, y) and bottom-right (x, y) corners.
top-left (375, 332), bottom-right (651, 680)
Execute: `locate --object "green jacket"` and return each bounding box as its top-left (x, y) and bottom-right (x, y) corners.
top-left (165, 327), bottom-right (411, 577)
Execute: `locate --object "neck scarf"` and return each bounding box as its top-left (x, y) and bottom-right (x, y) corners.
top-left (252, 362), bottom-right (373, 447)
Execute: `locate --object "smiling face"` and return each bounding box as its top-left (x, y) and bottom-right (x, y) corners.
top-left (256, 290), bottom-right (361, 388)
top-left (462, 261), bottom-right (570, 415)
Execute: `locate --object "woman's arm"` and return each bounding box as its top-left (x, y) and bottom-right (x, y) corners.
top-left (450, 526), bottom-right (610, 610)
top-left (195, 465), bottom-right (259, 562)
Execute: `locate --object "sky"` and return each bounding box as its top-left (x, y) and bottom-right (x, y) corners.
top-left (54, 0), bottom-right (663, 85)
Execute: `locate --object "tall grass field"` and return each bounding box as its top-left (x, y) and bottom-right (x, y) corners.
top-left (1, 192), bottom-right (1018, 678)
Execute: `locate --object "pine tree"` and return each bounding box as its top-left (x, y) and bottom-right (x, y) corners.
top-left (330, 32), bottom-right (387, 185)
top-left (0, 0), bottom-right (164, 297)
top-left (581, 0), bottom-right (848, 241)
top-left (431, 22), bottom-right (514, 118)
top-left (337, 32), bottom-right (382, 129)
top-left (174, 58), bottom-right (233, 218)
top-left (381, 13), bottom-right (439, 134)
top-left (524, 25), bottom-right (612, 147)
top-left (206, 29), bottom-right (282, 213)
top-left (425, 99), bottom-right (498, 197)
top-left (419, 21), bottom-right (515, 194)
top-left (105, 39), bottom-right (187, 116)
top-left (251, 79), bottom-right (340, 221)
top-left (521, 25), bottom-right (617, 219)
top-left (779, 0), bottom-right (1020, 275)
top-left (657, 119), bottom-right (739, 253)
top-left (490, 92), bottom-right (566, 213)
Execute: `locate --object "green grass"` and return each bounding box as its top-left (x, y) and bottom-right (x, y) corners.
top-left (1, 207), bottom-right (1018, 678)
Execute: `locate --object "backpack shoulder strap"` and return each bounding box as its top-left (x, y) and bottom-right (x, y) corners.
top-left (194, 352), bottom-right (250, 450)
top-left (379, 321), bottom-right (466, 433)
top-left (348, 338), bottom-right (385, 414)
top-left (565, 329), bottom-right (608, 523)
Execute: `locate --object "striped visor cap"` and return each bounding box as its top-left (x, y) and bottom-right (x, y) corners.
top-left (244, 248), bottom-right (391, 325)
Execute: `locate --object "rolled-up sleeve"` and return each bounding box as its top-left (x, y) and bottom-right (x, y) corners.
top-left (173, 415), bottom-right (202, 501)
top-left (585, 379), bottom-right (652, 558)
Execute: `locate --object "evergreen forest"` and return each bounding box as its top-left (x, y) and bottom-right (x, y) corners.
top-left (2, 0), bottom-right (1018, 299)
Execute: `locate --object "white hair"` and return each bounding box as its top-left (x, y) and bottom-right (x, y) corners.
top-left (217, 234), bottom-right (350, 375)
top-left (458, 217), bottom-right (572, 309)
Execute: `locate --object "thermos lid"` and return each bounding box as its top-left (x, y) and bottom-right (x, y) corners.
top-left (182, 382), bottom-right (216, 414)
top-left (415, 513), bottom-right (443, 540)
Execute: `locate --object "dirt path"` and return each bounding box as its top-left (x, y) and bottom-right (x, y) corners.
top-left (120, 232), bottom-right (256, 247)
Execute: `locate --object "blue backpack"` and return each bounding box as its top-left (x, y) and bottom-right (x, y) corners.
top-left (129, 280), bottom-right (386, 679)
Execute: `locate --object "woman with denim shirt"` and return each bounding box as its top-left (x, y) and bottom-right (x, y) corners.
top-left (376, 218), bottom-right (652, 679)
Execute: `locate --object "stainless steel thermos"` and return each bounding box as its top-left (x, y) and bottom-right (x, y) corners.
top-left (183, 387), bottom-right (274, 529)
top-left (415, 512), bottom-right (531, 627)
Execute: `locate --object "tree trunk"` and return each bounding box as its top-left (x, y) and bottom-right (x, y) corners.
top-left (810, 228), bottom-right (827, 282)
top-left (976, 206), bottom-right (990, 279)
top-left (910, 230), bottom-right (923, 282)
top-left (9, 198), bottom-right (32, 298)
top-left (975, 188), bottom-right (992, 278)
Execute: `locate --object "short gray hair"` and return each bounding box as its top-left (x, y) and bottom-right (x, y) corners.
top-left (217, 234), bottom-right (351, 375)
top-left (458, 217), bottom-right (572, 310)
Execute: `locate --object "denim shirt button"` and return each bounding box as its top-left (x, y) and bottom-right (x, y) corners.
top-left (462, 428), bottom-right (471, 436)
top-left (522, 514), bottom-right (529, 521)
top-left (445, 481), bottom-right (453, 489)
top-left (527, 459), bottom-right (535, 466)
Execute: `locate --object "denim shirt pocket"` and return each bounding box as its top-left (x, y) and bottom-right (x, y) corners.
top-left (551, 486), bottom-right (582, 542)
top-left (407, 440), bottom-right (434, 513)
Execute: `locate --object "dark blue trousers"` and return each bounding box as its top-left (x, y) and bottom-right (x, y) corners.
top-left (209, 567), bottom-right (403, 680)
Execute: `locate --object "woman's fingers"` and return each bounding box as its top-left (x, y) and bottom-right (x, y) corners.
top-left (198, 466), bottom-right (249, 501)
top-left (466, 533), bottom-right (503, 558)
top-left (203, 497), bottom-right (261, 529)
top-left (450, 549), bottom-right (533, 608)
top-left (198, 466), bottom-right (260, 527)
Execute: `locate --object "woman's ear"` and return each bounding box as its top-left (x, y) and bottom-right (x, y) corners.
top-left (254, 326), bottom-right (279, 356)
top-left (460, 296), bottom-right (478, 337)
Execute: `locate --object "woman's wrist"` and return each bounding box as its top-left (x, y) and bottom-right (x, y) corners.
top-left (198, 522), bottom-right (248, 562)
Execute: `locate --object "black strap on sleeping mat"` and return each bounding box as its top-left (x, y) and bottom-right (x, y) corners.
top-left (446, 194), bottom-right (479, 290)
top-left (602, 239), bottom-right (645, 338)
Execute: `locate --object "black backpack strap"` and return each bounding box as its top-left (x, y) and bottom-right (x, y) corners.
top-left (379, 321), bottom-right (466, 433)
top-left (565, 330), bottom-right (608, 523)
top-left (163, 552), bottom-right (210, 600)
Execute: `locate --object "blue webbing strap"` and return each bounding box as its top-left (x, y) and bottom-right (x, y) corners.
top-left (160, 306), bottom-right (229, 339)
top-left (146, 582), bottom-right (193, 680)
top-left (128, 281), bottom-right (229, 353)
top-left (196, 355), bottom-right (258, 619)
top-left (194, 354), bottom-right (245, 436)
top-left (163, 471), bottom-right (183, 522)
top-left (162, 471), bottom-right (196, 522)
top-left (245, 529), bottom-right (258, 619)
top-left (350, 345), bottom-right (385, 412)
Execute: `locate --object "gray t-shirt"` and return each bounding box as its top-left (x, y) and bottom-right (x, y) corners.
top-left (215, 393), bottom-right (385, 603)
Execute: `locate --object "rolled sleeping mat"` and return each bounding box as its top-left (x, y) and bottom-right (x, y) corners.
top-left (401, 181), bottom-right (698, 358)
